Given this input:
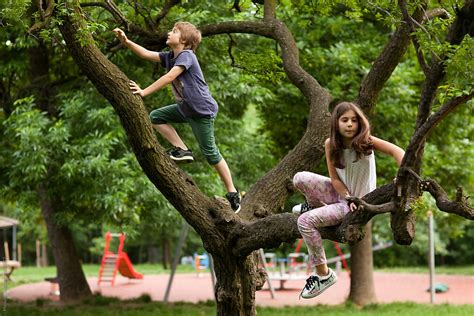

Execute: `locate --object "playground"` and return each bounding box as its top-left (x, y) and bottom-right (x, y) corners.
top-left (5, 270), bottom-right (474, 306)
top-left (4, 229), bottom-right (473, 307)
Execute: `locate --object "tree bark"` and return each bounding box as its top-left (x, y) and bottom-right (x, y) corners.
top-left (37, 183), bottom-right (92, 301)
top-left (348, 221), bottom-right (377, 305)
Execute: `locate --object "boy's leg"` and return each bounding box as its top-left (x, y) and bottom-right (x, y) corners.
top-left (153, 124), bottom-right (188, 150)
top-left (213, 158), bottom-right (236, 193)
top-left (188, 117), bottom-right (240, 212)
top-left (150, 105), bottom-right (194, 161)
top-left (150, 104), bottom-right (188, 148)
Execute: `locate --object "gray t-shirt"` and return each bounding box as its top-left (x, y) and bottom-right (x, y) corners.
top-left (159, 50), bottom-right (218, 118)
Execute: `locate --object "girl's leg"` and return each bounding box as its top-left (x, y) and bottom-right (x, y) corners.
top-left (297, 202), bottom-right (349, 274)
top-left (293, 172), bottom-right (341, 207)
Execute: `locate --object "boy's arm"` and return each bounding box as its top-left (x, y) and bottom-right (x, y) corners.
top-left (371, 136), bottom-right (405, 167)
top-left (130, 66), bottom-right (185, 97)
top-left (113, 28), bottom-right (160, 62)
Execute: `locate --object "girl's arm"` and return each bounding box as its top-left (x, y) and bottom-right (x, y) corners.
top-left (113, 28), bottom-right (161, 62)
top-left (325, 138), bottom-right (351, 199)
top-left (371, 136), bottom-right (405, 166)
top-left (129, 65), bottom-right (185, 97)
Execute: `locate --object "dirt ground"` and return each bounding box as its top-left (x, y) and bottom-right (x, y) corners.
top-left (5, 271), bottom-right (474, 307)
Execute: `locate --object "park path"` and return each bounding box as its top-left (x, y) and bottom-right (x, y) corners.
top-left (5, 271), bottom-right (474, 307)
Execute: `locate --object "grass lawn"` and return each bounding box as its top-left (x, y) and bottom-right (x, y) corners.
top-left (1, 299), bottom-right (473, 316)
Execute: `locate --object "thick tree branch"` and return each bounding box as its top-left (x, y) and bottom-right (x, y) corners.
top-left (407, 92), bottom-right (474, 156)
top-left (232, 183), bottom-right (396, 256)
top-left (200, 20), bottom-right (332, 219)
top-left (424, 180), bottom-right (473, 220)
top-left (394, 2), bottom-right (474, 223)
top-left (263, 0), bottom-right (276, 20)
top-left (356, 7), bottom-right (424, 112)
top-left (230, 213), bottom-right (300, 257)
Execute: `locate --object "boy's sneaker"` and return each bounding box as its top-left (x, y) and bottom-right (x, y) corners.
top-left (226, 191), bottom-right (241, 213)
top-left (166, 147), bottom-right (194, 162)
top-left (292, 200), bottom-right (311, 215)
top-left (299, 268), bottom-right (337, 299)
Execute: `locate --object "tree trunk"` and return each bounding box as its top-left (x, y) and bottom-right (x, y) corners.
top-left (162, 238), bottom-right (171, 269)
top-left (212, 254), bottom-right (260, 316)
top-left (38, 183), bottom-right (92, 301)
top-left (41, 243), bottom-right (49, 267)
top-left (348, 221), bottom-right (377, 305)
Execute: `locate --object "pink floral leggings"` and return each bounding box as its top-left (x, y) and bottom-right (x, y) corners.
top-left (294, 171), bottom-right (350, 267)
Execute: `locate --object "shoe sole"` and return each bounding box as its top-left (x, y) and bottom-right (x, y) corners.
top-left (301, 276), bottom-right (337, 299)
top-left (170, 156), bottom-right (194, 162)
top-left (234, 205), bottom-right (241, 213)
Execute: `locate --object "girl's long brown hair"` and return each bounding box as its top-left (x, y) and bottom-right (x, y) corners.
top-left (329, 102), bottom-right (373, 169)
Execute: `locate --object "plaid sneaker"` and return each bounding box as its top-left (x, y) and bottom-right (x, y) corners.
top-left (166, 147), bottom-right (194, 162)
top-left (292, 200), bottom-right (311, 215)
top-left (225, 190), bottom-right (241, 213)
top-left (299, 268), bottom-right (337, 299)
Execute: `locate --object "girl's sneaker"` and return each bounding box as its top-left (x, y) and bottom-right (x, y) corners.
top-left (292, 200), bottom-right (311, 215)
top-left (299, 268), bottom-right (337, 299)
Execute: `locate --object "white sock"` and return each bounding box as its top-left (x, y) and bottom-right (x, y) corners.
top-left (320, 269), bottom-right (332, 279)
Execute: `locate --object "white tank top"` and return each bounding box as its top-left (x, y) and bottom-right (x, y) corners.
top-left (335, 149), bottom-right (376, 198)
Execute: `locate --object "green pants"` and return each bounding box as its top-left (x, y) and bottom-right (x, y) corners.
top-left (149, 104), bottom-right (222, 165)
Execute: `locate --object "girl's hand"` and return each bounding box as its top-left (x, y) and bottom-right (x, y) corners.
top-left (113, 28), bottom-right (129, 46)
top-left (345, 195), bottom-right (358, 212)
top-left (129, 81), bottom-right (144, 97)
top-left (348, 201), bottom-right (358, 212)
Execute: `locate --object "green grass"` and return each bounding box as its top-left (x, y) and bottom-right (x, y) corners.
top-left (1, 299), bottom-right (473, 316)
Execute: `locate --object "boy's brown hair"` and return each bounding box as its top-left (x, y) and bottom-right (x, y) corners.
top-left (174, 22), bottom-right (202, 52)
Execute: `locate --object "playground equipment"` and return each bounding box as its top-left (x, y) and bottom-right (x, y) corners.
top-left (1, 216), bottom-right (21, 312)
top-left (260, 240), bottom-right (311, 290)
top-left (1, 216), bottom-right (21, 281)
top-left (261, 239), bottom-right (393, 292)
top-left (98, 232), bottom-right (143, 286)
top-left (194, 252), bottom-right (209, 277)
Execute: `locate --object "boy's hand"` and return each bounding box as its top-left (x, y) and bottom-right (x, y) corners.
top-left (113, 28), bottom-right (129, 46)
top-left (129, 80), bottom-right (144, 97)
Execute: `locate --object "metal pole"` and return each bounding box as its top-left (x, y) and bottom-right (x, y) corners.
top-left (209, 254), bottom-right (216, 297)
top-left (163, 220), bottom-right (189, 303)
top-left (428, 211), bottom-right (435, 304)
top-left (259, 249), bottom-right (276, 299)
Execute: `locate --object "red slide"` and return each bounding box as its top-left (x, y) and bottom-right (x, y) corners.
top-left (117, 252), bottom-right (143, 279)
